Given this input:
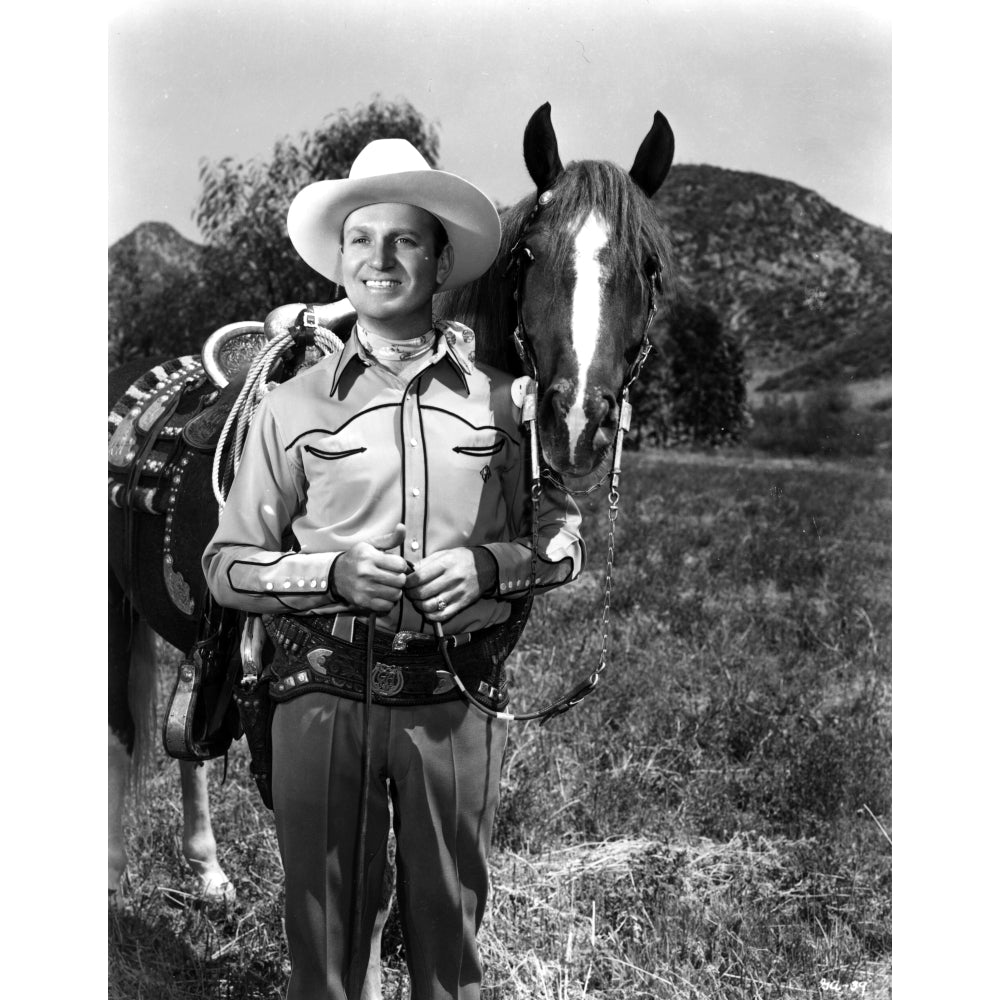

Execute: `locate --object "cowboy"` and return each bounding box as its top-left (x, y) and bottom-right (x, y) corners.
top-left (202, 138), bottom-right (585, 1000)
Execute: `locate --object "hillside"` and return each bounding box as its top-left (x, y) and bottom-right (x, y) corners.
top-left (108, 223), bottom-right (219, 364)
top-left (656, 164), bottom-right (891, 388)
top-left (109, 221), bottom-right (205, 288)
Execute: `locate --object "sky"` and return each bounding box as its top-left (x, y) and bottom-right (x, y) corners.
top-left (108, 0), bottom-right (891, 245)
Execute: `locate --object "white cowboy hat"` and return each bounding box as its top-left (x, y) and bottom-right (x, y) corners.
top-left (286, 139), bottom-right (502, 292)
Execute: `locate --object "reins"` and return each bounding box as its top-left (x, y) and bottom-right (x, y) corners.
top-left (436, 188), bottom-right (663, 724)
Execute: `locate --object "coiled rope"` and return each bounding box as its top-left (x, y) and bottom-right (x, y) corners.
top-left (211, 328), bottom-right (343, 511)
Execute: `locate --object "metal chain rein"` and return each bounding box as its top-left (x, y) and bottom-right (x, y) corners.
top-left (436, 385), bottom-right (629, 725)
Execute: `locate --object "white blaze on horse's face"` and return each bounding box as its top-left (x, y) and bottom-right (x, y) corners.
top-left (566, 212), bottom-right (610, 466)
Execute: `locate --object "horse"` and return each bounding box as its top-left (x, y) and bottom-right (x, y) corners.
top-left (108, 100), bottom-right (675, 989)
top-left (441, 102), bottom-right (675, 478)
top-left (108, 354), bottom-right (239, 908)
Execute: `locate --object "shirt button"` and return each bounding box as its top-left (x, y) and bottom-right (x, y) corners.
top-left (297, 579), bottom-right (305, 587)
top-left (411, 487), bottom-right (420, 497)
top-left (265, 582), bottom-right (274, 591)
top-left (283, 580), bottom-right (291, 589)
top-left (309, 579), bottom-right (317, 588)
top-left (410, 437), bottom-right (418, 447)
top-left (410, 540), bottom-right (420, 551)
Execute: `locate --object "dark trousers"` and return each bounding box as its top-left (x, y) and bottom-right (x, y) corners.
top-left (272, 692), bottom-right (508, 1000)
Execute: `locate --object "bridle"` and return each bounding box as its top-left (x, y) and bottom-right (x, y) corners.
top-left (436, 188), bottom-right (664, 724)
top-left (506, 189), bottom-right (661, 498)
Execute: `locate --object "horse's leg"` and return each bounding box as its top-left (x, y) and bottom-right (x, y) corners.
top-left (108, 573), bottom-right (135, 904)
top-left (361, 846), bottom-right (396, 1000)
top-left (179, 760), bottom-right (236, 901)
top-left (108, 732), bottom-right (130, 903)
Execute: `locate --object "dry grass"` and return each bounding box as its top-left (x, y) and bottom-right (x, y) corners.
top-left (109, 447), bottom-right (891, 999)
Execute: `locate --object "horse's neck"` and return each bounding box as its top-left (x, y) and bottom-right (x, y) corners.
top-left (437, 267), bottom-right (520, 374)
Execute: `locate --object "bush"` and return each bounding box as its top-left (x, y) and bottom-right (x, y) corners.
top-left (748, 387), bottom-right (888, 458)
top-left (629, 297), bottom-right (750, 448)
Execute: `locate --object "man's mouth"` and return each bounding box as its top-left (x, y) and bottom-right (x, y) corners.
top-left (364, 279), bottom-right (400, 289)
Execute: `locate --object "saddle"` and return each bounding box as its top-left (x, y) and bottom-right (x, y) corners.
top-left (109, 320), bottom-right (313, 761)
top-left (107, 322), bottom-right (272, 520)
top-left (110, 305), bottom-right (356, 763)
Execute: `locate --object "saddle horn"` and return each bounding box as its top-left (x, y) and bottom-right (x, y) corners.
top-left (628, 110), bottom-right (675, 199)
top-left (523, 102), bottom-right (564, 194)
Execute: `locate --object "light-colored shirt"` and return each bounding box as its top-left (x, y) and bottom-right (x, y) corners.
top-left (202, 320), bottom-right (585, 635)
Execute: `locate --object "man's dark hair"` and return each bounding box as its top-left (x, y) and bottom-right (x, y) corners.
top-left (428, 215), bottom-right (449, 256)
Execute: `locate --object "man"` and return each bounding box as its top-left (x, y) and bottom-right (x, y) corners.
top-left (203, 138), bottom-right (584, 1000)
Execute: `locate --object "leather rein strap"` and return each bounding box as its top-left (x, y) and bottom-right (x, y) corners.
top-left (435, 188), bottom-right (662, 725)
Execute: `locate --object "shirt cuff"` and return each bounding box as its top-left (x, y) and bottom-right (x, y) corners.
top-left (326, 553), bottom-right (345, 601)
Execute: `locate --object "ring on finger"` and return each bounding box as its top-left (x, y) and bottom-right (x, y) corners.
top-left (436, 599), bottom-right (447, 612)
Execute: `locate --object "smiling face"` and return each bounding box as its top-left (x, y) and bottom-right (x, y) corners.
top-left (340, 203), bottom-right (454, 340)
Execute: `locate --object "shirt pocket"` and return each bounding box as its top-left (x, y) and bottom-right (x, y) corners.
top-left (448, 430), bottom-right (512, 491)
top-left (452, 435), bottom-right (506, 461)
top-left (298, 429), bottom-right (373, 496)
top-left (303, 443), bottom-right (367, 461)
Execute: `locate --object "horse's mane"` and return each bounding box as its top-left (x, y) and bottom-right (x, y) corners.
top-left (436, 159), bottom-right (674, 373)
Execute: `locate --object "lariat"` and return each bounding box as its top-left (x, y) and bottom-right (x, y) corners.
top-left (211, 312), bottom-right (343, 511)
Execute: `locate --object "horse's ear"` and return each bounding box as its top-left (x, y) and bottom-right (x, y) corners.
top-left (629, 111), bottom-right (675, 199)
top-left (523, 102), bottom-right (564, 193)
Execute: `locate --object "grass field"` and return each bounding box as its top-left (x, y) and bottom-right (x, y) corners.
top-left (109, 446), bottom-right (891, 999)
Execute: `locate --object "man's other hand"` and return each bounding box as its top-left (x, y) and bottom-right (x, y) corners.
top-left (332, 523), bottom-right (410, 613)
top-left (405, 547), bottom-right (498, 622)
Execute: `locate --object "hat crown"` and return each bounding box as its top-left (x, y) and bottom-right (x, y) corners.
top-left (348, 139), bottom-right (433, 181)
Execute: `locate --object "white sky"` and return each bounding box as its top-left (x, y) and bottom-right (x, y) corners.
top-left (108, 0), bottom-right (892, 244)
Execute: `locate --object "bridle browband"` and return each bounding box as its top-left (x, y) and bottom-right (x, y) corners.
top-left (435, 187), bottom-right (664, 724)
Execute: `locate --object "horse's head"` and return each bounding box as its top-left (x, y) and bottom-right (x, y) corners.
top-left (510, 103), bottom-right (675, 477)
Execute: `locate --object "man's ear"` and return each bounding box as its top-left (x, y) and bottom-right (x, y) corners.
top-left (436, 243), bottom-right (455, 287)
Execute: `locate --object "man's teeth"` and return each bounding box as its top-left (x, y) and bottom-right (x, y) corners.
top-left (365, 280), bottom-right (398, 288)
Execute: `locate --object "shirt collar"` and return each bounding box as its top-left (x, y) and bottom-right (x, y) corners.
top-left (328, 319), bottom-right (475, 395)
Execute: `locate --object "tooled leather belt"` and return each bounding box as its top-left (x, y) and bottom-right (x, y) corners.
top-left (263, 613), bottom-right (512, 710)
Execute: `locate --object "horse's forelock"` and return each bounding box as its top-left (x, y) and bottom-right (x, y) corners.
top-left (536, 161), bottom-right (672, 285)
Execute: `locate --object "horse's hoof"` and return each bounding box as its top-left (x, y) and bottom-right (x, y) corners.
top-left (197, 875), bottom-right (237, 904)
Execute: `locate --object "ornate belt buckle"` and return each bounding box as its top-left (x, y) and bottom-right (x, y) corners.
top-left (391, 630), bottom-right (435, 652)
top-left (371, 661), bottom-right (405, 697)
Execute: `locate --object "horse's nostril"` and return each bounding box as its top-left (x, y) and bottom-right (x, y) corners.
top-left (546, 380), bottom-right (574, 417)
top-left (600, 394), bottom-right (618, 428)
top-left (593, 426), bottom-right (613, 451)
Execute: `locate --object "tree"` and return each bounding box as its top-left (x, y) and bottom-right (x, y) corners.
top-left (194, 96), bottom-right (441, 319)
top-left (629, 297), bottom-right (750, 448)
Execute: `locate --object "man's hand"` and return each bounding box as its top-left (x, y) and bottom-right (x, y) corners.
top-left (332, 523), bottom-right (410, 613)
top-left (405, 547), bottom-right (498, 622)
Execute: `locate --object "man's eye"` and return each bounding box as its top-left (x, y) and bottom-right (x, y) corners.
top-left (395, 237), bottom-right (415, 246)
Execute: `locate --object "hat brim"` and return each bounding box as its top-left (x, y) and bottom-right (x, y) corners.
top-left (286, 170), bottom-right (502, 292)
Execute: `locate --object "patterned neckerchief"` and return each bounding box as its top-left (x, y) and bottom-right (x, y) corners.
top-left (356, 323), bottom-right (436, 373)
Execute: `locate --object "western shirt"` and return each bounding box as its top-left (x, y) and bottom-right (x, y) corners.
top-left (202, 320), bottom-right (585, 635)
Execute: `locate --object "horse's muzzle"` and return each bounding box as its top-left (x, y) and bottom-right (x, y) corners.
top-left (540, 381), bottom-right (618, 476)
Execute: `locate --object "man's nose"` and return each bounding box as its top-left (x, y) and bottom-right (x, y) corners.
top-left (368, 238), bottom-right (394, 269)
